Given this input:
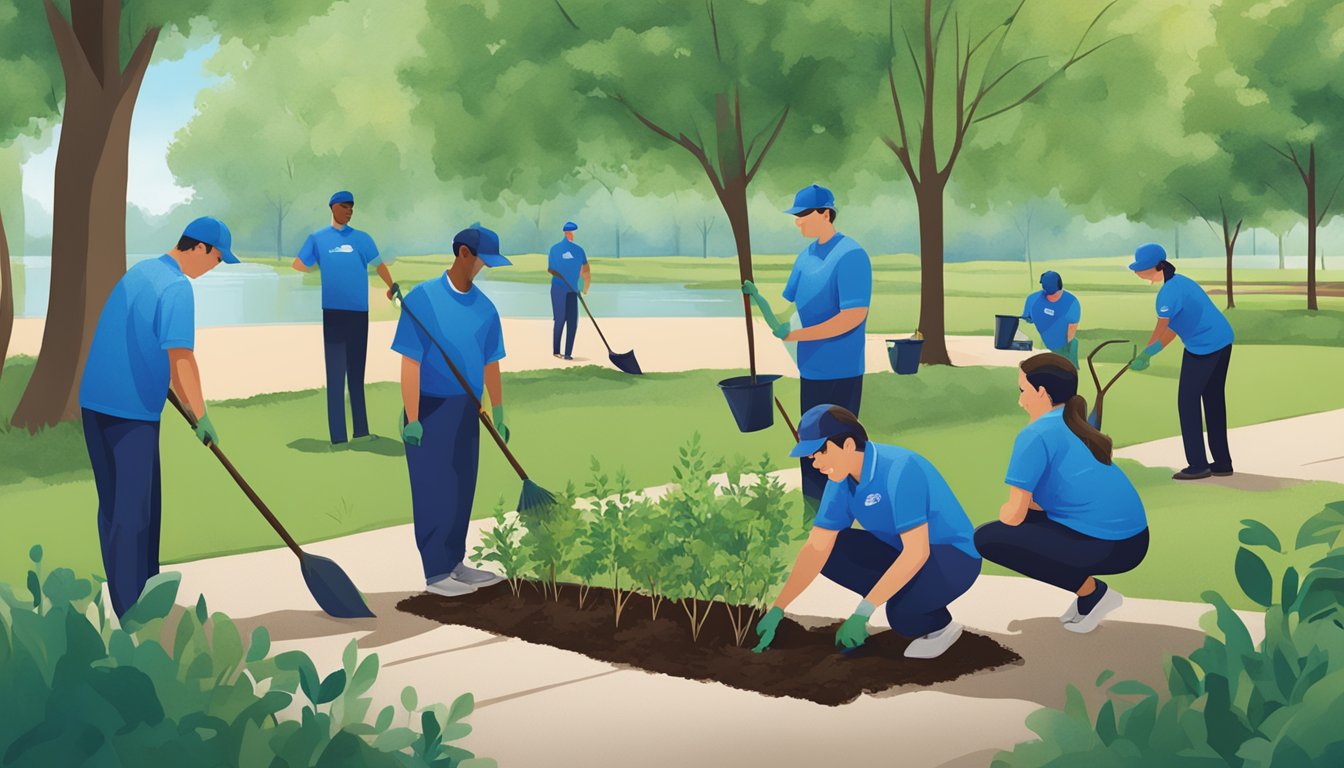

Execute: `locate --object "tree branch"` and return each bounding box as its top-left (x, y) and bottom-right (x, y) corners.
top-left (1178, 193), bottom-right (1219, 239)
top-left (42, 0), bottom-right (91, 86)
top-left (551, 0), bottom-right (580, 30)
top-left (614, 95), bottom-right (725, 195)
top-left (745, 105), bottom-right (790, 185)
top-left (707, 0), bottom-right (723, 63)
top-left (120, 25), bottom-right (162, 97)
top-left (1267, 142), bottom-right (1308, 184)
top-left (1317, 169), bottom-right (1344, 224)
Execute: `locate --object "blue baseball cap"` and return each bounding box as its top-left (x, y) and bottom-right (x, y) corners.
top-left (785, 184), bottom-right (836, 215)
top-left (789, 403), bottom-right (861, 458)
top-left (1040, 270), bottom-right (1063, 293)
top-left (181, 216), bottom-right (238, 264)
top-left (452, 225), bottom-right (511, 268)
top-left (1130, 242), bottom-right (1167, 272)
top-left (329, 190), bottom-right (354, 206)
top-left (563, 221), bottom-right (578, 232)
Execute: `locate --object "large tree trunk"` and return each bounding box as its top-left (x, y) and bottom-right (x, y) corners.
top-left (1306, 145), bottom-right (1318, 311)
top-left (0, 208), bottom-right (13, 384)
top-left (12, 2), bottom-right (161, 430)
top-left (717, 179), bottom-right (757, 378)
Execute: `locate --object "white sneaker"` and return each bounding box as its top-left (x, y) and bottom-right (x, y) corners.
top-left (1065, 588), bottom-right (1124, 634)
top-left (1060, 599), bottom-right (1080, 623)
top-left (426, 575), bottom-right (477, 598)
top-left (904, 622), bottom-right (964, 659)
top-left (451, 563), bottom-right (504, 587)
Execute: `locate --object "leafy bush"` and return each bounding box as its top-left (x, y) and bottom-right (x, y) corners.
top-left (0, 546), bottom-right (494, 767)
top-left (993, 502), bottom-right (1344, 767)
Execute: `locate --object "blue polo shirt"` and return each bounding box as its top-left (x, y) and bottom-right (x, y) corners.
top-left (298, 225), bottom-right (382, 312)
top-left (1155, 274), bottom-right (1234, 354)
top-left (79, 255), bottom-right (194, 422)
top-left (548, 239), bottom-right (587, 291)
top-left (391, 274), bottom-right (505, 399)
top-left (1021, 290), bottom-right (1081, 350)
top-left (1005, 408), bottom-right (1147, 540)
top-left (814, 443), bottom-right (979, 558)
top-left (783, 234), bottom-right (872, 380)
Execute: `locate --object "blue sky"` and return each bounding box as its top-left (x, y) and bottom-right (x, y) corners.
top-left (22, 40), bottom-right (221, 219)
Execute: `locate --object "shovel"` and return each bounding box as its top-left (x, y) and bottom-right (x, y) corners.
top-left (548, 270), bottom-right (642, 374)
top-left (166, 390), bottom-right (374, 619)
top-left (1086, 339), bottom-right (1137, 430)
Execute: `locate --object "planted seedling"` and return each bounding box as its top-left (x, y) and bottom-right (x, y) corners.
top-left (472, 497), bottom-right (530, 598)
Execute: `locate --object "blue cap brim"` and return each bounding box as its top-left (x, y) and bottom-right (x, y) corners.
top-left (1128, 260), bottom-right (1148, 271)
top-left (784, 205), bottom-right (810, 215)
top-left (220, 249), bottom-right (239, 264)
top-left (479, 252), bottom-right (512, 268)
top-left (789, 437), bottom-right (828, 458)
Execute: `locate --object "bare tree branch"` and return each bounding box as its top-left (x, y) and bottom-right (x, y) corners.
top-left (551, 0), bottom-right (580, 30)
top-left (745, 105), bottom-right (790, 184)
top-left (614, 95), bottom-right (725, 195)
top-left (1317, 169), bottom-right (1344, 224)
top-left (1178, 193), bottom-right (1220, 239)
top-left (707, 0), bottom-right (723, 63)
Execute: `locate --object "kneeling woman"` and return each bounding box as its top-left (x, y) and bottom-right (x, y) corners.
top-left (974, 353), bottom-right (1149, 634)
top-left (753, 405), bottom-right (981, 659)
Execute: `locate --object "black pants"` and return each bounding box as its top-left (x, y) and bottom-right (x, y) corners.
top-left (550, 282), bottom-right (579, 357)
top-left (1179, 344), bottom-right (1233, 473)
top-left (800, 375), bottom-right (864, 504)
top-left (322, 309), bottom-right (370, 444)
top-left (974, 510), bottom-right (1149, 593)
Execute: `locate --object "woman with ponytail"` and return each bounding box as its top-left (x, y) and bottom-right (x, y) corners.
top-left (973, 353), bottom-right (1149, 634)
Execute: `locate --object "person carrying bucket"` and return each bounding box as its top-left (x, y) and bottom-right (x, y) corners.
top-left (1020, 270), bottom-right (1081, 366)
top-left (393, 225), bottom-right (510, 597)
top-left (751, 405), bottom-right (981, 659)
top-left (973, 353), bottom-right (1149, 634)
top-left (79, 217), bottom-right (239, 617)
top-left (1127, 243), bottom-right (1235, 481)
top-left (547, 220), bottom-right (590, 360)
top-left (292, 190), bottom-right (398, 446)
top-left (742, 183), bottom-right (872, 514)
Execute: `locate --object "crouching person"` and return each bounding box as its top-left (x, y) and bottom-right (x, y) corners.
top-left (974, 353), bottom-right (1149, 634)
top-left (752, 405), bottom-right (981, 659)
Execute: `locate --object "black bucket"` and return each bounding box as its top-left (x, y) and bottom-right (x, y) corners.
top-left (718, 375), bottom-right (781, 433)
top-left (994, 315), bottom-right (1021, 350)
top-left (887, 339), bottom-right (923, 375)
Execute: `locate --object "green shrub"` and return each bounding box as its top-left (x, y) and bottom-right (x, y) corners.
top-left (0, 546), bottom-right (495, 768)
top-left (993, 503), bottom-right (1344, 767)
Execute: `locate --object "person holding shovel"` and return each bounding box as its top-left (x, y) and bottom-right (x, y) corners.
top-left (79, 216), bottom-right (239, 618)
top-left (393, 225), bottom-right (510, 597)
top-left (752, 405), bottom-right (981, 660)
top-left (1021, 270), bottom-right (1081, 366)
top-left (292, 190), bottom-right (398, 446)
top-left (547, 220), bottom-right (590, 360)
top-left (1127, 243), bottom-right (1235, 480)
top-left (973, 352), bottom-right (1148, 634)
top-left (742, 183), bottom-right (872, 514)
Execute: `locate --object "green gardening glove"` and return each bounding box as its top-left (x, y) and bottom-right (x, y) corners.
top-left (1129, 341), bottom-right (1163, 372)
top-left (491, 405), bottom-right (510, 444)
top-left (1066, 338), bottom-right (1079, 368)
top-left (742, 280), bottom-right (791, 338)
top-left (401, 419), bottom-right (423, 447)
top-left (835, 612), bottom-right (870, 649)
top-left (741, 279), bottom-right (761, 298)
top-left (194, 410), bottom-right (220, 447)
top-left (752, 606), bottom-right (784, 653)
top-left (578, 277), bottom-right (586, 293)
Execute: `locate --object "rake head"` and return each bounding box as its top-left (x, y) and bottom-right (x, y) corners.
top-left (518, 478), bottom-right (558, 515)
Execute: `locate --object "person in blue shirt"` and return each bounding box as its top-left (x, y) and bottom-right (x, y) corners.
top-left (292, 190), bottom-right (398, 445)
top-left (743, 184), bottom-right (873, 513)
top-left (79, 216), bottom-right (238, 617)
top-left (974, 353), bottom-right (1149, 634)
top-left (752, 405), bottom-right (981, 660)
top-left (393, 225), bottom-right (511, 598)
top-left (1127, 243), bottom-right (1236, 480)
top-left (545, 220), bottom-right (590, 360)
top-left (1021, 270), bottom-right (1081, 366)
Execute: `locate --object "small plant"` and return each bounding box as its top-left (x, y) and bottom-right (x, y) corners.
top-left (517, 483), bottom-right (581, 601)
top-left (472, 497), bottom-right (530, 597)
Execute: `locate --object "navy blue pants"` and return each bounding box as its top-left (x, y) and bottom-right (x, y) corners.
top-left (974, 510), bottom-right (1149, 593)
top-left (82, 409), bottom-right (162, 618)
top-left (800, 375), bottom-right (864, 504)
top-left (821, 529), bottom-right (981, 637)
top-left (550, 282), bottom-right (579, 357)
top-left (405, 394), bottom-right (480, 582)
top-left (323, 309), bottom-right (370, 444)
top-left (1179, 344), bottom-right (1233, 473)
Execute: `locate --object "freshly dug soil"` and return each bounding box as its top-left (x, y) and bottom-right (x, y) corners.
top-left (397, 581), bottom-right (1021, 706)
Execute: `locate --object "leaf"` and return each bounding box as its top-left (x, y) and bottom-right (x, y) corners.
top-left (246, 626), bottom-right (271, 662)
top-left (401, 685), bottom-right (418, 712)
top-left (1281, 566), bottom-right (1299, 609)
top-left (1168, 656), bottom-right (1204, 697)
top-left (1234, 548), bottom-right (1274, 607)
top-left (1237, 519), bottom-right (1282, 553)
top-left (342, 638), bottom-right (358, 674)
top-left (350, 654), bottom-right (379, 697)
top-left (119, 572), bottom-right (182, 633)
top-left (421, 708), bottom-right (442, 749)
top-left (374, 705), bottom-right (395, 732)
top-left (1095, 669), bottom-right (1116, 687)
top-left (373, 727), bottom-right (419, 751)
top-left (1095, 699), bottom-right (1118, 745)
top-left (316, 670), bottom-right (347, 704)
top-left (276, 651), bottom-right (320, 704)
top-left (26, 570), bottom-right (40, 608)
top-left (29, 544), bottom-right (42, 564)
top-left (1296, 502), bottom-right (1344, 549)
top-left (195, 594), bottom-right (208, 624)
top-left (42, 568), bottom-right (93, 606)
top-left (1109, 680), bottom-right (1157, 697)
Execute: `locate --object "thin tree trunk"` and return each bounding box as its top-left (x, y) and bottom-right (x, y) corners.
top-left (914, 184), bottom-right (951, 365)
top-left (718, 179), bottom-right (757, 379)
top-left (1174, 226), bottom-right (1180, 259)
top-left (1224, 240), bottom-right (1236, 309)
top-left (275, 203), bottom-right (285, 258)
top-left (1278, 233), bottom-right (1285, 269)
top-left (0, 208), bottom-right (13, 384)
top-left (1306, 145), bottom-right (1318, 311)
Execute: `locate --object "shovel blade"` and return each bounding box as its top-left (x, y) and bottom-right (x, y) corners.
top-left (609, 350), bottom-right (643, 375)
top-left (300, 553), bottom-right (375, 618)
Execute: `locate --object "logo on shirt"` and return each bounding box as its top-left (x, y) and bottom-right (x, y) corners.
top-left (1043, 307), bottom-right (1055, 316)
top-left (329, 244), bottom-right (355, 253)
top-left (1160, 305), bottom-right (1170, 313)
top-left (864, 493), bottom-right (882, 507)
top-left (562, 251), bottom-right (574, 260)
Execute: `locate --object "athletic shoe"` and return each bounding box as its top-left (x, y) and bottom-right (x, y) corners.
top-left (1172, 467), bottom-right (1212, 480)
top-left (426, 575), bottom-right (476, 598)
top-left (1211, 468), bottom-right (1234, 477)
top-left (1060, 599), bottom-right (1080, 623)
top-left (1065, 588), bottom-right (1124, 634)
top-left (562, 355), bottom-right (574, 361)
top-left (351, 434), bottom-right (379, 443)
top-left (553, 353), bottom-right (564, 359)
top-left (450, 562), bottom-right (503, 587)
top-left (904, 622), bottom-right (964, 659)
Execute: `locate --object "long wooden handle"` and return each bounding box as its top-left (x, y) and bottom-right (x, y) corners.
top-left (166, 390), bottom-right (305, 560)
top-left (549, 270), bottom-right (614, 354)
top-left (775, 397), bottom-right (799, 441)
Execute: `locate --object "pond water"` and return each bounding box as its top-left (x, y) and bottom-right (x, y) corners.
top-left (12, 255), bottom-right (743, 326)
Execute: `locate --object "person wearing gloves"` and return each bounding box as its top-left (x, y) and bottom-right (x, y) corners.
top-left (743, 184), bottom-right (872, 514)
top-left (79, 216), bottom-right (238, 617)
top-left (1020, 270), bottom-right (1081, 366)
top-left (751, 405), bottom-right (981, 660)
top-left (546, 220), bottom-right (590, 360)
top-left (974, 352), bottom-right (1149, 634)
top-left (393, 225), bottom-right (510, 597)
top-left (1128, 243), bottom-right (1235, 480)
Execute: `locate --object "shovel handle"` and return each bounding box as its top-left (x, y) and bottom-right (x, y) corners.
top-left (166, 390), bottom-right (305, 559)
top-left (549, 270), bottom-right (615, 354)
top-left (774, 397), bottom-right (799, 442)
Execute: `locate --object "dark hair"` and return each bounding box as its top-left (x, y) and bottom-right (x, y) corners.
top-left (1020, 353), bottom-right (1113, 465)
top-left (795, 207), bottom-right (837, 223)
top-left (822, 405), bottom-right (867, 453)
top-left (1157, 260), bottom-right (1176, 282)
top-left (451, 240), bottom-right (475, 258)
top-left (177, 236), bottom-right (214, 254)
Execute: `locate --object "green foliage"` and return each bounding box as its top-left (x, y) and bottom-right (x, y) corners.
top-left (0, 547), bottom-right (494, 767)
top-left (993, 506), bottom-right (1344, 767)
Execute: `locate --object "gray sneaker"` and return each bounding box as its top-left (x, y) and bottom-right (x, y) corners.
top-left (904, 622), bottom-right (964, 659)
top-left (1060, 599), bottom-right (1081, 623)
top-left (1065, 588), bottom-right (1124, 634)
top-left (426, 575), bottom-right (477, 597)
top-left (451, 562), bottom-right (504, 587)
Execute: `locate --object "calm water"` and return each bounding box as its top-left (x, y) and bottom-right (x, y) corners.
top-left (12, 255), bottom-right (742, 326)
